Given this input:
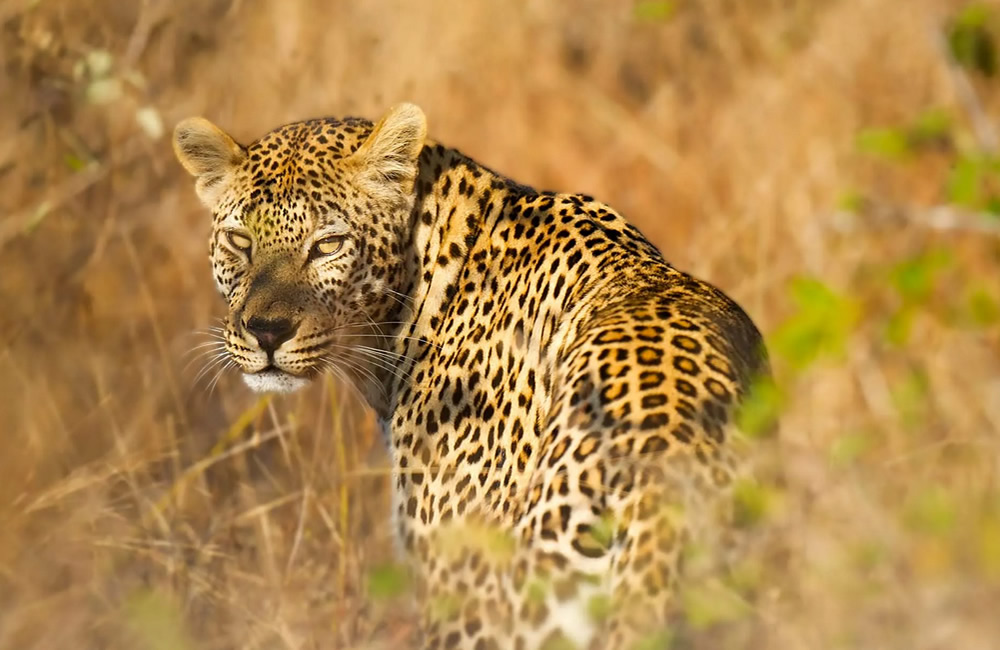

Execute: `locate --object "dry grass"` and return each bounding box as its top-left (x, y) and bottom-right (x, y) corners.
top-left (2, 0), bottom-right (1000, 648)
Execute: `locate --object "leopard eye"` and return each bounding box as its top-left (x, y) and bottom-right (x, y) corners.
top-left (311, 235), bottom-right (346, 259)
top-left (226, 230), bottom-right (253, 255)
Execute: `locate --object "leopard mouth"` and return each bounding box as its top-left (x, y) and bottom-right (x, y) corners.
top-left (242, 366), bottom-right (310, 394)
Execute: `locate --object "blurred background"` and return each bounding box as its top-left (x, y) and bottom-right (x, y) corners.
top-left (2, 0), bottom-right (1000, 648)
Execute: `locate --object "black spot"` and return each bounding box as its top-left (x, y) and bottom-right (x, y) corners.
top-left (640, 412), bottom-right (669, 430)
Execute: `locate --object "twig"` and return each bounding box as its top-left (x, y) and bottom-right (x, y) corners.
top-left (827, 203), bottom-right (1000, 237)
top-left (1, 134), bottom-right (149, 252)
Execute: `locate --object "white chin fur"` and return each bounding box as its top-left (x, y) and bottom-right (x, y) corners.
top-left (242, 370), bottom-right (310, 394)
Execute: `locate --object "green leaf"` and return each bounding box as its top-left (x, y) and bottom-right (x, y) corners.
top-left (851, 540), bottom-right (888, 571)
top-left (856, 127), bottom-right (910, 160)
top-left (540, 634), bottom-right (579, 650)
top-left (734, 374), bottom-right (784, 437)
top-left (526, 579), bottom-right (548, 604)
top-left (891, 369), bottom-right (930, 428)
top-left (979, 516), bottom-right (1000, 578)
top-left (966, 287), bottom-right (1000, 325)
top-left (430, 592), bottom-right (462, 621)
top-left (125, 590), bottom-right (193, 650)
top-left (367, 562), bottom-right (410, 599)
top-left (727, 557), bottom-right (764, 593)
top-left (947, 153), bottom-right (1000, 210)
top-left (904, 485), bottom-right (957, 537)
top-left (948, 4), bottom-right (997, 76)
top-left (631, 631), bottom-right (674, 650)
top-left (587, 593), bottom-right (613, 622)
top-left (909, 108), bottom-right (952, 142)
top-left (633, 0), bottom-right (676, 21)
top-left (63, 153), bottom-right (88, 171)
top-left (947, 156), bottom-right (984, 206)
top-left (587, 513), bottom-right (617, 549)
top-left (836, 189), bottom-right (866, 213)
top-left (681, 580), bottom-right (751, 628)
top-left (732, 479), bottom-right (779, 527)
top-left (955, 3), bottom-right (992, 28)
top-left (770, 277), bottom-right (859, 369)
top-left (884, 307), bottom-right (914, 346)
top-left (889, 249), bottom-right (953, 305)
top-left (829, 430), bottom-right (874, 465)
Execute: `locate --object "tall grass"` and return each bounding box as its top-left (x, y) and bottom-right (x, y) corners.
top-left (2, 0), bottom-right (999, 647)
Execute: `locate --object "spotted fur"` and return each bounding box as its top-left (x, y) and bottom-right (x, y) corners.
top-left (174, 103), bottom-right (769, 649)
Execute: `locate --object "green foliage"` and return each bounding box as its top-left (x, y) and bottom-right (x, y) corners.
top-left (526, 579), bottom-right (549, 605)
top-left (681, 579), bottom-right (751, 628)
top-left (63, 153), bottom-right (88, 172)
top-left (946, 154), bottom-right (1000, 214)
top-left (732, 479), bottom-right (779, 527)
top-left (890, 249), bottom-right (953, 305)
top-left (852, 31), bottom-right (1000, 213)
top-left (855, 127), bottom-right (911, 160)
top-left (883, 307), bottom-right (914, 346)
top-left (483, 527), bottom-right (516, 560)
top-left (587, 512), bottom-right (618, 549)
top-left (855, 109), bottom-right (953, 161)
top-left (904, 485), bottom-right (957, 537)
top-left (540, 634), bottom-right (579, 650)
top-left (890, 369), bottom-right (931, 429)
top-left (125, 590), bottom-right (193, 650)
top-left (978, 513), bottom-right (1000, 578)
top-left (948, 3), bottom-right (997, 76)
top-left (829, 430), bottom-right (874, 466)
top-left (586, 593), bottom-right (613, 622)
top-left (367, 562), bottom-right (410, 599)
top-left (734, 374), bottom-right (783, 438)
top-left (909, 109), bottom-right (953, 144)
top-left (963, 287), bottom-right (1000, 326)
top-left (438, 522), bottom-right (516, 563)
top-left (883, 250), bottom-right (953, 345)
top-left (770, 277), bottom-right (859, 369)
top-left (850, 540), bottom-right (888, 572)
top-left (836, 189), bottom-right (867, 213)
top-left (632, 631), bottom-right (674, 650)
top-left (727, 557), bottom-right (763, 594)
top-left (429, 592), bottom-right (462, 621)
top-left (633, 1), bottom-right (676, 22)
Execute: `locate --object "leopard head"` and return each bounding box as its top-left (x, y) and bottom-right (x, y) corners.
top-left (173, 103), bottom-right (427, 395)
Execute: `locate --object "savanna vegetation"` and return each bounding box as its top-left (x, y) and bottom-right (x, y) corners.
top-left (2, 1), bottom-right (1000, 648)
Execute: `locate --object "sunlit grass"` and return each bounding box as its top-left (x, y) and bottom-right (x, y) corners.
top-left (2, 0), bottom-right (1000, 648)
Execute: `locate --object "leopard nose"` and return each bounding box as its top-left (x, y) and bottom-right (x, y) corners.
top-left (245, 316), bottom-right (298, 353)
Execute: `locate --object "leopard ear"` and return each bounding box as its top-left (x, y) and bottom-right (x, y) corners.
top-left (351, 103), bottom-right (427, 204)
top-left (173, 117), bottom-right (246, 207)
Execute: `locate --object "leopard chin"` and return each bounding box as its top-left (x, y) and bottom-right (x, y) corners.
top-left (242, 369), bottom-right (310, 394)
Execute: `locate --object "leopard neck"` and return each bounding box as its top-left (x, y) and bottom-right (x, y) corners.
top-left (360, 145), bottom-right (518, 415)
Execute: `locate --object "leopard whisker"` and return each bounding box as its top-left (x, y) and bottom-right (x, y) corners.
top-left (319, 355), bottom-right (380, 404)
top-left (184, 348), bottom-right (229, 378)
top-left (181, 341), bottom-right (228, 362)
top-left (190, 351), bottom-right (231, 386)
top-left (332, 345), bottom-right (414, 382)
top-left (206, 358), bottom-right (237, 398)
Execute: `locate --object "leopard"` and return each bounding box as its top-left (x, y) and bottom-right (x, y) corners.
top-left (173, 103), bottom-right (770, 649)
